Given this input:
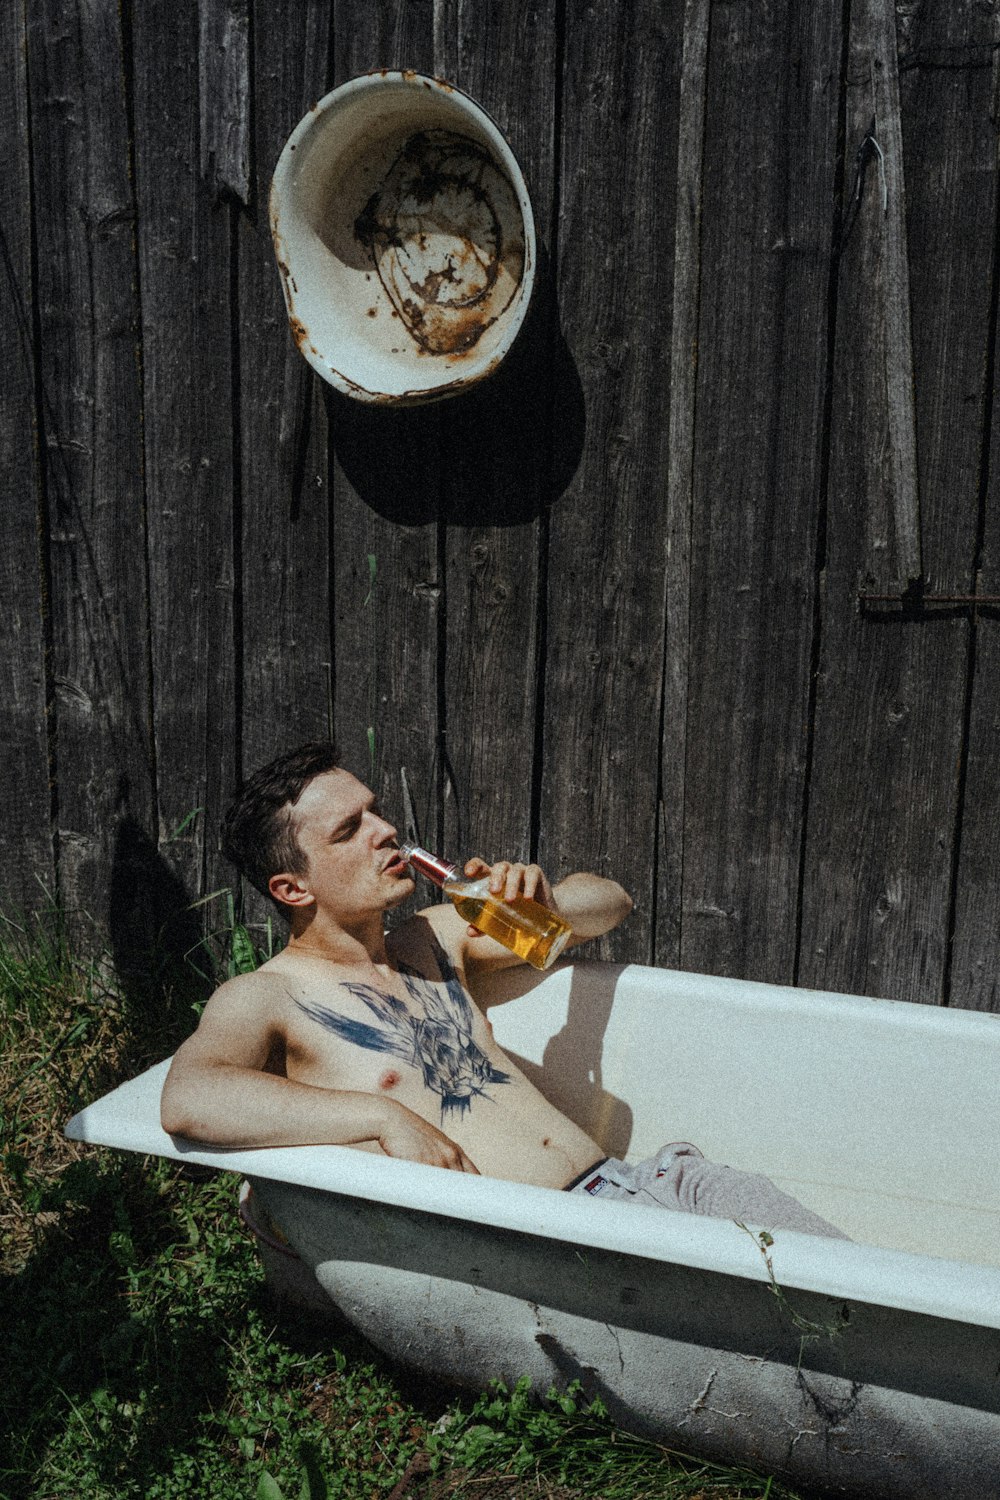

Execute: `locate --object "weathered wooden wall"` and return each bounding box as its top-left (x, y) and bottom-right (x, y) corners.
top-left (2, 0), bottom-right (998, 1009)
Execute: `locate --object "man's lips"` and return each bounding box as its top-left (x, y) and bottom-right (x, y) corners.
top-left (383, 853), bottom-right (410, 877)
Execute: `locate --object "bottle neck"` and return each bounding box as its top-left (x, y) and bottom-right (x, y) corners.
top-left (398, 844), bottom-right (459, 888)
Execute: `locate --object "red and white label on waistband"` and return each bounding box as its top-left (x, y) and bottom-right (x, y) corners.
top-left (583, 1173), bottom-right (609, 1195)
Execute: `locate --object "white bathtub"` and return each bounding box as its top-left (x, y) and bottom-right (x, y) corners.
top-left (66, 961), bottom-right (1000, 1499)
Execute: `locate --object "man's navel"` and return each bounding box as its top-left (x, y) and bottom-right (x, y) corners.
top-left (378, 1068), bottom-right (401, 1090)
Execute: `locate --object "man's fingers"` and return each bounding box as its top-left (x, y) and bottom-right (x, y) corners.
top-left (464, 856), bottom-right (557, 910)
top-left (502, 862), bottom-right (550, 903)
top-left (517, 863), bottom-right (548, 902)
top-left (379, 1112), bottom-right (479, 1174)
top-left (440, 1142), bottom-right (479, 1173)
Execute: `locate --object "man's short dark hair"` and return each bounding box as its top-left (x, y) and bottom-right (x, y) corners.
top-left (221, 741), bottom-right (341, 902)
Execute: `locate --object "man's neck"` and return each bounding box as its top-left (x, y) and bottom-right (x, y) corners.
top-left (285, 911), bottom-right (390, 969)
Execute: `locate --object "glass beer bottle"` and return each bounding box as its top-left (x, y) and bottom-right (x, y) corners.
top-left (399, 844), bottom-right (572, 971)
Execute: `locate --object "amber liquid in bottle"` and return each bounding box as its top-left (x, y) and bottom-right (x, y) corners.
top-left (399, 845), bottom-right (573, 971)
top-left (448, 890), bottom-right (571, 969)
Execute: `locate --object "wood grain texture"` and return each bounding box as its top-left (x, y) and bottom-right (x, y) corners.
top-left (238, 2), bottom-right (333, 773)
top-left (677, 0), bottom-right (843, 984)
top-left (26, 0), bottom-right (154, 935)
top-left (896, 0), bottom-right (999, 594)
top-left (132, 0), bottom-right (238, 907)
top-left (798, 0), bottom-right (992, 1004)
top-left (949, 597), bottom-right (1000, 1011)
top-left (328, 0), bottom-right (442, 861)
top-left (538, 0), bottom-right (679, 962)
top-left (0, 0), bottom-right (54, 912)
top-left (1, 0), bottom-right (997, 1012)
top-left (947, 0), bottom-right (1000, 1012)
top-left (866, 0), bottom-right (922, 587)
top-left (199, 0), bottom-right (251, 205)
top-left (435, 0), bottom-right (558, 867)
top-left (655, 0), bottom-right (709, 968)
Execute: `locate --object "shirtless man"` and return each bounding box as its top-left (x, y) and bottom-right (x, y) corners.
top-left (161, 743), bottom-right (847, 1237)
top-left (160, 741), bottom-right (631, 1187)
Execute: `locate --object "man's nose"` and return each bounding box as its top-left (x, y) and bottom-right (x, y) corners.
top-left (371, 813), bottom-right (398, 843)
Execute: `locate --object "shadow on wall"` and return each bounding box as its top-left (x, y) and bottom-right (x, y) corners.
top-left (327, 249), bottom-right (586, 526)
top-left (108, 818), bottom-right (215, 1049)
top-left (482, 962), bottom-right (633, 1159)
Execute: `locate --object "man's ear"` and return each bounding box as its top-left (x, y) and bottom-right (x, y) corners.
top-left (268, 871), bottom-right (314, 910)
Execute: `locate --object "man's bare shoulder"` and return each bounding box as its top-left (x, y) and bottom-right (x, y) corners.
top-left (205, 962), bottom-right (291, 1011)
top-left (185, 964), bottom-right (294, 1043)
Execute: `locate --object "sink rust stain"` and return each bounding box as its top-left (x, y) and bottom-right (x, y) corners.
top-left (353, 129), bottom-right (524, 358)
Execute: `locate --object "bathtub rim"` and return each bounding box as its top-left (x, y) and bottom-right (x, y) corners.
top-left (65, 1051), bottom-right (1000, 1335)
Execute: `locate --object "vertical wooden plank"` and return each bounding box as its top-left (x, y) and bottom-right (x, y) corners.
top-left (329, 2), bottom-right (442, 842)
top-left (538, 0), bottom-right (679, 961)
top-left (0, 0), bottom-right (54, 913)
top-left (870, 0), bottom-right (922, 588)
top-left (677, 0), bottom-right (844, 984)
top-left (132, 0), bottom-right (237, 908)
top-left (945, 3), bottom-right (1000, 1014)
top-left (238, 1), bottom-right (333, 784)
top-left (27, 0), bottom-right (154, 935)
top-left (655, 0), bottom-right (708, 967)
top-left (950, 605), bottom-right (1000, 1013)
top-left (950, 588), bottom-right (1000, 1011)
top-left (199, 0), bottom-right (251, 205)
top-left (799, 0), bottom-right (992, 1003)
top-left (434, 0), bottom-right (558, 867)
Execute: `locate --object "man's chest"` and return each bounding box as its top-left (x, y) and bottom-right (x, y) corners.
top-left (281, 960), bottom-right (511, 1119)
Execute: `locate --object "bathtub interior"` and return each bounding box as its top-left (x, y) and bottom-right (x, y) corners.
top-left (475, 962), bottom-right (1000, 1267)
top-left (64, 960), bottom-right (1000, 1279)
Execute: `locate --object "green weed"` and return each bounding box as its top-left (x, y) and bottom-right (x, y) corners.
top-left (425, 1377), bottom-right (798, 1498)
top-left (738, 1223), bottom-right (851, 1362)
top-left (183, 888), bottom-right (279, 994)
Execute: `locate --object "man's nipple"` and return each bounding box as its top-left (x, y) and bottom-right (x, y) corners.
top-left (378, 1069), bottom-right (401, 1091)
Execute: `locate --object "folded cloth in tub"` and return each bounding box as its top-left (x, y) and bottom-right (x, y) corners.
top-left (566, 1142), bottom-right (849, 1240)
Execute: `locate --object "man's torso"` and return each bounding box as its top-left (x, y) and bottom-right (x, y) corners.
top-left (258, 915), bottom-right (602, 1188)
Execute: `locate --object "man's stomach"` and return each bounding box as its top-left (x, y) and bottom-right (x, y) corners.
top-left (344, 1067), bottom-right (603, 1189)
top-left (448, 1091), bottom-right (603, 1188)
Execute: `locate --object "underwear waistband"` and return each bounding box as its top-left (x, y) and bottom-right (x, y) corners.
top-left (563, 1157), bottom-right (610, 1193)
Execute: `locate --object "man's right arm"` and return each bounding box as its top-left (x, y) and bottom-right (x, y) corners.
top-left (159, 975), bottom-right (478, 1171)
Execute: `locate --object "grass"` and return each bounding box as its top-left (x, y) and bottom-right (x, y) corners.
top-left (0, 901), bottom-right (803, 1500)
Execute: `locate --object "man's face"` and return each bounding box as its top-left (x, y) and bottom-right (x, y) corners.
top-left (285, 770), bottom-right (413, 920)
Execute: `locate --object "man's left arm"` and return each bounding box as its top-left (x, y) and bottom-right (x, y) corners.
top-left (418, 858), bottom-right (633, 973)
top-left (540, 868), bottom-right (634, 941)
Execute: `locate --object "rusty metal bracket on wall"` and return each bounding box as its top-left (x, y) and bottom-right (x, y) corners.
top-left (858, 580), bottom-right (1000, 615)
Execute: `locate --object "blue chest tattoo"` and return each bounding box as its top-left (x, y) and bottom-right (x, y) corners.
top-left (294, 940), bottom-right (510, 1120)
